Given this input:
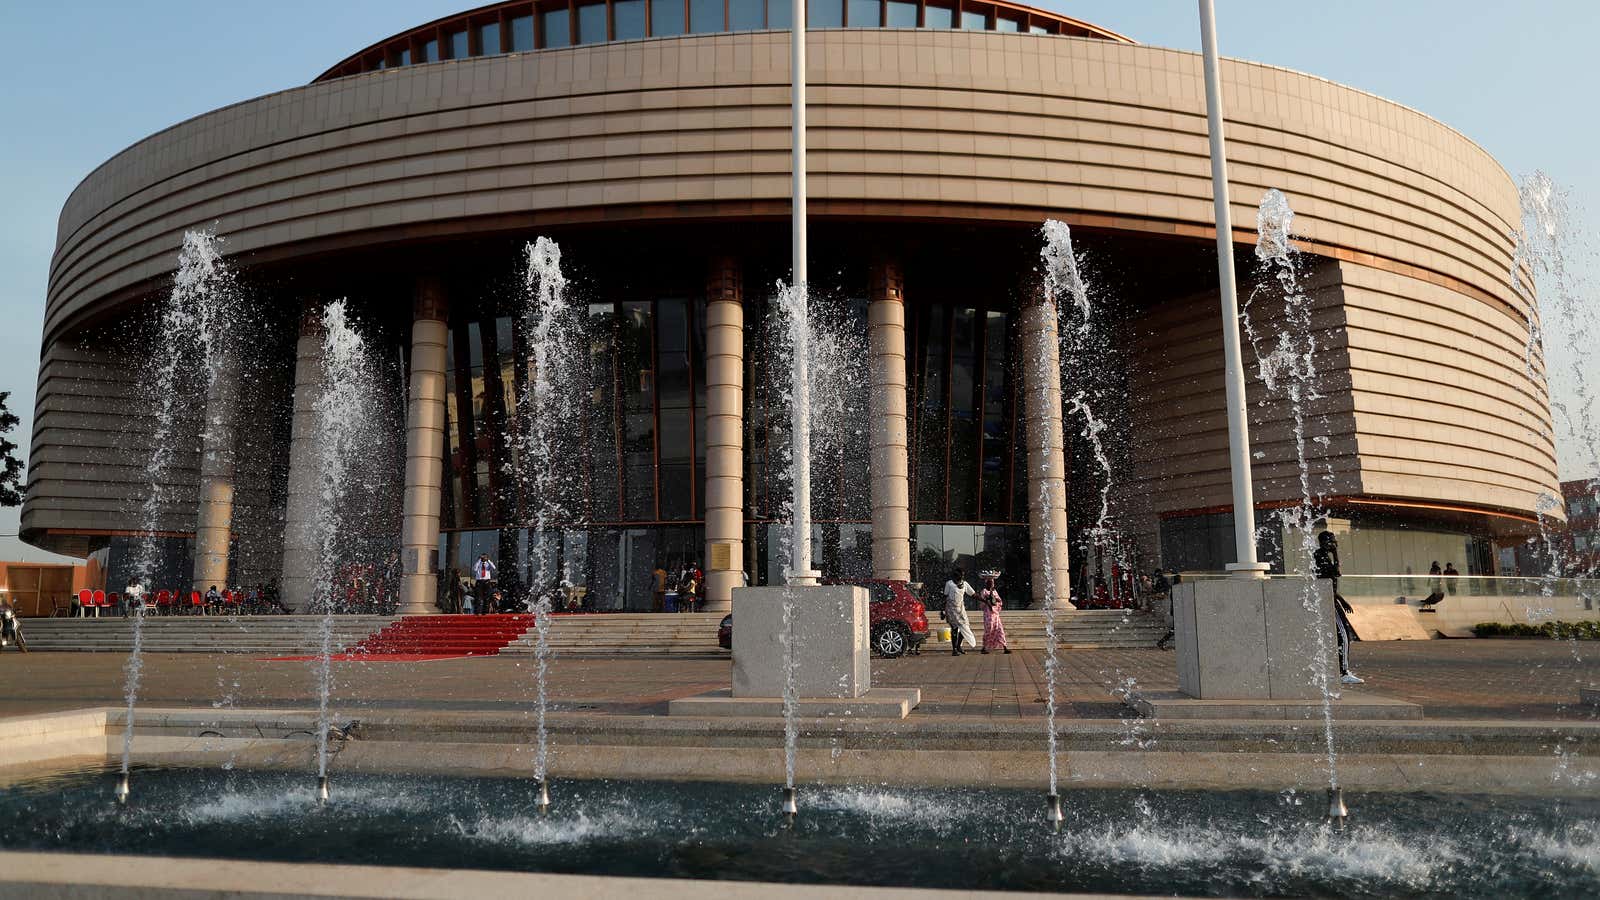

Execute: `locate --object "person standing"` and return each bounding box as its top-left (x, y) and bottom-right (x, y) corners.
top-left (1152, 568), bottom-right (1175, 650)
top-left (124, 580), bottom-right (146, 617)
top-left (1443, 561), bottom-right (1460, 595)
top-left (1313, 531), bottom-right (1363, 685)
top-left (977, 574), bottom-right (1010, 654)
top-left (942, 567), bottom-right (977, 656)
top-left (472, 554), bottom-right (497, 614)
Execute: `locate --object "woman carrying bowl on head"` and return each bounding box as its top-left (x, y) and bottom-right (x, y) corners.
top-left (978, 573), bottom-right (1011, 655)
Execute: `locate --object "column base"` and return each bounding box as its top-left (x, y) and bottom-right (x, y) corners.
top-left (397, 575), bottom-right (438, 616)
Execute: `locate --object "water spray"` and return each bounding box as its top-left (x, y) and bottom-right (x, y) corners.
top-left (1045, 792), bottom-right (1064, 832)
top-left (315, 774), bottom-right (330, 806)
top-left (114, 772), bottom-right (130, 806)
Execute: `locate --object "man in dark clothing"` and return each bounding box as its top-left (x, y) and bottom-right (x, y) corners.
top-left (1152, 569), bottom-right (1175, 650)
top-left (1313, 531), bottom-right (1362, 684)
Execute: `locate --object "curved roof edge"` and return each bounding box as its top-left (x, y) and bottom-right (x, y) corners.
top-left (313, 0), bottom-right (1133, 82)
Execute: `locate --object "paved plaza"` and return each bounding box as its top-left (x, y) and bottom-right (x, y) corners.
top-left (1, 640), bottom-right (1593, 723)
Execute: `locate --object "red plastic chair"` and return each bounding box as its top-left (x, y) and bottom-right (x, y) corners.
top-left (189, 591), bottom-right (205, 615)
top-left (155, 590), bottom-right (173, 615)
top-left (91, 589), bottom-right (108, 618)
top-left (76, 589), bottom-right (93, 617)
top-left (222, 590), bottom-right (241, 614)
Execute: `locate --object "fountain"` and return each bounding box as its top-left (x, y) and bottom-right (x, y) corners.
top-left (308, 299), bottom-right (384, 804)
top-left (512, 236), bottom-right (585, 813)
top-left (1249, 187), bottom-right (1348, 820)
top-left (118, 230), bottom-right (236, 804)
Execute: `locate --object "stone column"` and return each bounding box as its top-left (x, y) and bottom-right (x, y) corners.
top-left (868, 259), bottom-right (912, 582)
top-left (1021, 294), bottom-right (1074, 609)
top-left (191, 353), bottom-right (241, 592)
top-left (702, 256), bottom-right (744, 612)
top-left (279, 303), bottom-right (324, 611)
top-left (399, 278), bottom-right (449, 616)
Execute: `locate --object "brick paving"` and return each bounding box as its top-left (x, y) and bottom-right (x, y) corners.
top-left (0, 640), bottom-right (1593, 722)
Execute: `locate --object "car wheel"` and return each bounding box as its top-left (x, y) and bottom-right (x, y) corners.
top-left (873, 623), bottom-right (910, 658)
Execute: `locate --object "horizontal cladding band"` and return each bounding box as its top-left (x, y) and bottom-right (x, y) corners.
top-left (46, 88), bottom-right (1523, 307)
top-left (40, 201), bottom-right (1528, 347)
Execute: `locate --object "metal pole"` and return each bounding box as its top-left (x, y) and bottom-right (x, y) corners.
top-left (788, 0), bottom-right (817, 585)
top-left (1198, 0), bottom-right (1266, 576)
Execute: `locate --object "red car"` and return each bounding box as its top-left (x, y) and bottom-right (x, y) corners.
top-left (716, 578), bottom-right (930, 658)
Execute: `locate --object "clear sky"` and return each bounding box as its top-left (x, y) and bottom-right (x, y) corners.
top-left (0, 1), bottom-right (1594, 561)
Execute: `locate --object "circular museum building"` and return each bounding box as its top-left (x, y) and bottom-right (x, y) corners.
top-left (23, 1), bottom-right (1560, 614)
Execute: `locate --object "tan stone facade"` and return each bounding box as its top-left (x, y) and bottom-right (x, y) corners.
top-left (23, 26), bottom-right (1557, 591)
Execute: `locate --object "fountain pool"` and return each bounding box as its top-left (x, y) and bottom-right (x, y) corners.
top-left (2, 767), bottom-right (1594, 897)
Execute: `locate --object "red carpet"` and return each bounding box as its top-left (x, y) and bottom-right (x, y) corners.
top-left (265, 614), bottom-right (538, 661)
top-left (345, 614), bottom-right (537, 658)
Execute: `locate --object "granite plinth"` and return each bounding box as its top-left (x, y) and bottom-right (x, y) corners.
top-left (1173, 578), bottom-right (1335, 700)
top-left (731, 585), bottom-right (870, 699)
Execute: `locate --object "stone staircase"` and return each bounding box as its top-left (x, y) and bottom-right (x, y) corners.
top-left (990, 609), bottom-right (1166, 649)
top-left (18, 616), bottom-right (393, 654)
top-left (500, 608), bottom-right (1164, 657)
top-left (502, 613), bottom-right (729, 657)
top-left (19, 608), bottom-right (1163, 656)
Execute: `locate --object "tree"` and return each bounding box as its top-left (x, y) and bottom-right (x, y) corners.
top-left (0, 392), bottom-right (24, 507)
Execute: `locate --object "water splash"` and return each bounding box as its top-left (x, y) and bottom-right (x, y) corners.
top-left (310, 299), bottom-right (383, 789)
top-left (512, 237), bottom-right (585, 793)
top-left (1512, 173), bottom-right (1599, 588)
top-left (121, 230), bottom-right (237, 797)
top-left (1249, 189), bottom-right (1340, 791)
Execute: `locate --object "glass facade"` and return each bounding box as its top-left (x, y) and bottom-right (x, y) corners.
top-left (653, 0), bottom-right (686, 36)
top-left (730, 0), bottom-right (766, 30)
top-left (435, 247), bottom-right (1036, 609)
top-left (578, 3), bottom-right (609, 43)
top-left (328, 0), bottom-right (1093, 79)
top-left (848, 0), bottom-right (879, 26)
top-left (614, 0), bottom-right (647, 38)
top-left (886, 0), bottom-right (918, 27)
top-left (542, 9), bottom-right (572, 47)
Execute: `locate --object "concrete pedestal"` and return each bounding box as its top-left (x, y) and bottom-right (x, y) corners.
top-left (1175, 578), bottom-right (1335, 700)
top-left (1137, 577), bottom-right (1422, 719)
top-left (671, 584), bottom-right (920, 719)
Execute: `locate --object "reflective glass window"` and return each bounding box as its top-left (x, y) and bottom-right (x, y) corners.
top-left (960, 9), bottom-right (986, 29)
top-left (886, 0), bottom-right (917, 26)
top-left (730, 0), bottom-right (765, 30)
top-left (542, 9), bottom-right (572, 47)
top-left (913, 305), bottom-right (948, 519)
top-left (509, 15), bottom-right (534, 50)
top-left (980, 310), bottom-right (1011, 521)
top-left (808, 0), bottom-right (843, 26)
top-left (577, 3), bottom-right (608, 42)
top-left (653, 0), bottom-right (686, 35)
top-left (615, 0), bottom-right (647, 38)
top-left (948, 307), bottom-right (980, 520)
top-left (620, 302), bottom-right (656, 520)
top-left (449, 29), bottom-right (469, 58)
top-left (847, 0), bottom-right (878, 26)
top-left (689, 0), bottom-right (722, 32)
top-left (479, 22), bottom-right (503, 54)
top-left (399, 47), bottom-right (413, 65)
top-left (995, 16), bottom-right (1020, 31)
top-left (1028, 24), bottom-right (1047, 34)
top-left (421, 38), bottom-right (439, 62)
top-left (587, 303), bottom-right (621, 520)
top-left (657, 298), bottom-right (694, 520)
top-left (923, 4), bottom-right (953, 27)
top-left (766, 0), bottom-right (791, 28)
